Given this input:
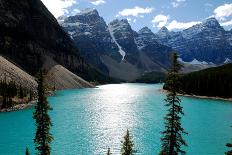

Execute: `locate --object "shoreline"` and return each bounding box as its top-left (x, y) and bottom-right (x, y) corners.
top-left (0, 100), bottom-right (37, 113)
top-left (1, 85), bottom-right (232, 113)
top-left (181, 94), bottom-right (232, 102)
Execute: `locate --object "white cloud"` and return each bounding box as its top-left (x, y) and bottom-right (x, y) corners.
top-left (167, 20), bottom-right (201, 30)
top-left (171, 2), bottom-right (179, 8)
top-left (152, 14), bottom-right (170, 28)
top-left (214, 3), bottom-right (232, 21)
top-left (71, 9), bottom-right (80, 15)
top-left (127, 18), bottom-right (132, 22)
top-left (205, 3), bottom-right (213, 7)
top-left (90, 0), bottom-right (105, 6)
top-left (176, 0), bottom-right (186, 2)
top-left (41, 0), bottom-right (76, 18)
top-left (221, 20), bottom-right (232, 26)
top-left (171, 0), bottom-right (186, 8)
top-left (127, 18), bottom-right (137, 24)
top-left (117, 6), bottom-right (153, 17)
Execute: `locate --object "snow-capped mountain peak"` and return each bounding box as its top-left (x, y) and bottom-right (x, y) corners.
top-left (201, 17), bottom-right (221, 28)
top-left (76, 8), bottom-right (98, 16)
top-left (138, 27), bottom-right (153, 34)
top-left (108, 19), bottom-right (131, 32)
top-left (157, 26), bottom-right (170, 37)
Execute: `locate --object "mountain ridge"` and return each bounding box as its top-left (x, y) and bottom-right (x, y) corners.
top-left (61, 9), bottom-right (173, 81)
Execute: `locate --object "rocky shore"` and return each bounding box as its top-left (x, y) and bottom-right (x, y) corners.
top-left (181, 94), bottom-right (232, 102)
top-left (0, 101), bottom-right (37, 113)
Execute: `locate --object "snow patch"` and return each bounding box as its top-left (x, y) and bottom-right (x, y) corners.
top-left (108, 26), bottom-right (126, 61)
top-left (224, 58), bottom-right (231, 63)
top-left (178, 58), bottom-right (213, 65)
top-left (77, 8), bottom-right (97, 16)
top-left (84, 32), bottom-right (92, 35)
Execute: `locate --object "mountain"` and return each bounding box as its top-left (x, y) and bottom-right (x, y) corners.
top-left (0, 0), bottom-right (109, 84)
top-left (108, 19), bottom-right (140, 64)
top-left (61, 9), bottom-right (173, 81)
top-left (61, 8), bottom-right (121, 75)
top-left (136, 27), bottom-right (172, 69)
top-left (156, 18), bottom-right (232, 64)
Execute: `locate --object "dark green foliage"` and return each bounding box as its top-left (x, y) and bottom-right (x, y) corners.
top-left (25, 147), bottom-right (30, 155)
top-left (135, 71), bottom-right (167, 83)
top-left (106, 148), bottom-right (112, 155)
top-left (0, 80), bottom-right (33, 109)
top-left (160, 53), bottom-right (187, 155)
top-left (178, 63), bottom-right (232, 98)
top-left (19, 85), bottom-right (24, 99)
top-left (226, 142), bottom-right (232, 155)
top-left (33, 71), bottom-right (53, 155)
top-left (0, 80), bottom-right (17, 108)
top-left (29, 89), bottom-right (33, 101)
top-left (121, 130), bottom-right (135, 155)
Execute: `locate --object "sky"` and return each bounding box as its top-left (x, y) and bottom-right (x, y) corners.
top-left (41, 0), bottom-right (232, 32)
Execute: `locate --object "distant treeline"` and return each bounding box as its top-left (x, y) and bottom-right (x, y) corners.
top-left (178, 63), bottom-right (232, 98)
top-left (0, 81), bottom-right (33, 109)
top-left (135, 71), bottom-right (167, 83)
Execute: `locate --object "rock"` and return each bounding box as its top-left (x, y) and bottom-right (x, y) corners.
top-left (45, 65), bottom-right (94, 90)
top-left (0, 56), bottom-right (37, 92)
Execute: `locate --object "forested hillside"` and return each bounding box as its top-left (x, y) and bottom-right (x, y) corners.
top-left (179, 63), bottom-right (232, 98)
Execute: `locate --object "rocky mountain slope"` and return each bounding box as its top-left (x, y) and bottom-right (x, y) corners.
top-left (0, 55), bottom-right (94, 91)
top-left (45, 65), bottom-right (94, 90)
top-left (0, 0), bottom-right (109, 84)
top-left (61, 9), bottom-right (173, 81)
top-left (0, 56), bottom-right (38, 92)
top-left (156, 18), bottom-right (232, 64)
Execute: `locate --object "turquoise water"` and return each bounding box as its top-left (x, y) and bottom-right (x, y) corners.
top-left (0, 83), bottom-right (232, 155)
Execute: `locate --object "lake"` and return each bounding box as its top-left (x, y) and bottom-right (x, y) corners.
top-left (0, 83), bottom-right (232, 155)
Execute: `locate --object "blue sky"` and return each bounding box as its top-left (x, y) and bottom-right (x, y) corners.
top-left (41, 0), bottom-right (232, 32)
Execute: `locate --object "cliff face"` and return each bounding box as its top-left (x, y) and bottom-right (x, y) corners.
top-left (0, 0), bottom-right (108, 82)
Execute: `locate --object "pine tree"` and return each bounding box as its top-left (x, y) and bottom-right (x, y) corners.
top-left (226, 140), bottom-right (232, 154)
top-left (160, 53), bottom-right (187, 155)
top-left (121, 129), bottom-right (135, 155)
top-left (33, 70), bottom-right (53, 155)
top-left (25, 147), bottom-right (30, 155)
top-left (19, 85), bottom-right (24, 99)
top-left (106, 148), bottom-right (112, 155)
top-left (29, 89), bottom-right (33, 101)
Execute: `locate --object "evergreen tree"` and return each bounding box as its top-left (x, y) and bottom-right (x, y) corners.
top-left (33, 70), bottom-right (53, 155)
top-left (106, 148), bottom-right (112, 155)
top-left (160, 53), bottom-right (187, 155)
top-left (19, 85), bottom-right (24, 99)
top-left (29, 89), bottom-right (33, 101)
top-left (121, 129), bottom-right (135, 155)
top-left (0, 80), bottom-right (17, 109)
top-left (25, 147), bottom-right (30, 155)
top-left (226, 140), bottom-right (232, 154)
